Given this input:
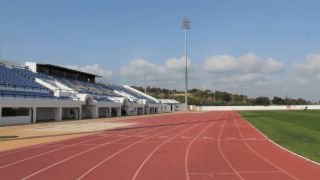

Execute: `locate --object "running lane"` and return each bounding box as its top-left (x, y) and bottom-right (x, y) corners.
top-left (0, 111), bottom-right (319, 180)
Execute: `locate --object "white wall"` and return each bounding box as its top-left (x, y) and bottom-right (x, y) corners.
top-left (36, 108), bottom-right (55, 121)
top-left (195, 105), bottom-right (320, 111)
top-left (24, 62), bottom-right (37, 72)
top-left (1, 116), bottom-right (31, 125)
top-left (0, 97), bottom-right (82, 108)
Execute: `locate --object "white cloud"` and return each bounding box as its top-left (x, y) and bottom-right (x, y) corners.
top-left (61, 53), bottom-right (320, 101)
top-left (120, 58), bottom-right (166, 77)
top-left (63, 64), bottom-right (113, 80)
top-left (263, 58), bottom-right (284, 73)
top-left (293, 54), bottom-right (320, 73)
top-left (203, 55), bottom-right (237, 72)
top-left (119, 57), bottom-right (192, 89)
top-left (203, 53), bottom-right (284, 74)
top-left (165, 57), bottom-right (191, 72)
top-left (118, 54), bottom-right (286, 92)
top-left (292, 53), bottom-right (320, 83)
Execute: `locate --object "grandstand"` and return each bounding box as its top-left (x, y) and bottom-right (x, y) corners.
top-left (0, 61), bottom-right (178, 125)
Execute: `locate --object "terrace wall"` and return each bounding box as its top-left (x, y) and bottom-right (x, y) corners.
top-left (194, 105), bottom-right (320, 111)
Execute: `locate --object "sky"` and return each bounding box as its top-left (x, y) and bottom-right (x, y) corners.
top-left (1, 0), bottom-right (320, 101)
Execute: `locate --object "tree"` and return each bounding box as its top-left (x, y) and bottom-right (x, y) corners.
top-left (215, 91), bottom-right (232, 102)
top-left (272, 96), bottom-right (286, 105)
top-left (130, 86), bottom-right (311, 106)
top-left (254, 97), bottom-right (271, 106)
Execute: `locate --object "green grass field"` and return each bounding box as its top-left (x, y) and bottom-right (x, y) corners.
top-left (239, 110), bottom-right (320, 163)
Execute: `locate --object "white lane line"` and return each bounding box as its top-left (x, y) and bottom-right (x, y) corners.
top-left (189, 172), bottom-right (235, 175)
top-left (218, 120), bottom-right (244, 180)
top-left (185, 118), bottom-right (217, 180)
top-left (0, 115), bottom-right (184, 158)
top-left (189, 170), bottom-right (282, 175)
top-left (131, 124), bottom-right (199, 180)
top-left (21, 125), bottom-right (168, 180)
top-left (77, 123), bottom-right (188, 180)
top-left (1, 116), bottom-right (181, 169)
top-left (232, 112), bottom-right (299, 180)
top-left (238, 170), bottom-right (283, 174)
top-left (0, 130), bottom-right (132, 169)
top-left (0, 146), bottom-right (46, 157)
top-left (0, 133), bottom-right (106, 157)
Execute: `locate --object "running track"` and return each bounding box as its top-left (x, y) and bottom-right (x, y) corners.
top-left (0, 111), bottom-right (319, 180)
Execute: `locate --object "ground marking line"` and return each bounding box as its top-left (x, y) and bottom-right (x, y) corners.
top-left (217, 120), bottom-right (244, 180)
top-left (237, 170), bottom-right (283, 174)
top-left (0, 127), bottom-right (141, 158)
top-left (0, 131), bottom-right (113, 157)
top-left (188, 172), bottom-right (235, 175)
top-left (0, 130), bottom-right (133, 169)
top-left (0, 146), bottom-right (48, 157)
top-left (0, 117), bottom-right (182, 168)
top-left (189, 170), bottom-right (282, 175)
top-left (185, 117), bottom-right (218, 180)
top-left (232, 112), bottom-right (299, 180)
top-left (21, 124), bottom-right (175, 180)
top-left (131, 123), bottom-right (200, 180)
top-left (22, 127), bottom-right (165, 179)
top-left (78, 139), bottom-right (228, 145)
top-left (0, 115), bottom-right (182, 157)
top-left (77, 123), bottom-right (190, 180)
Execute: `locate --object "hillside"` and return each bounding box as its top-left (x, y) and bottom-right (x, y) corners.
top-left (132, 86), bottom-right (313, 106)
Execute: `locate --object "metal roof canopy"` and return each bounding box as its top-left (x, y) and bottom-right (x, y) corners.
top-left (36, 63), bottom-right (101, 77)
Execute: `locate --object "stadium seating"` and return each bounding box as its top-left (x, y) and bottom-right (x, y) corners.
top-left (12, 67), bottom-right (50, 80)
top-left (56, 78), bottom-right (120, 97)
top-left (0, 65), bottom-right (46, 90)
top-left (0, 64), bottom-right (72, 100)
top-left (0, 64), bottom-right (157, 102)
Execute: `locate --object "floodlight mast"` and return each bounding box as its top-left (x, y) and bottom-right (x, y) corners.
top-left (182, 18), bottom-right (190, 111)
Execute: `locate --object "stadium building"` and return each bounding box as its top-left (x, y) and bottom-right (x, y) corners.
top-left (0, 61), bottom-right (176, 125)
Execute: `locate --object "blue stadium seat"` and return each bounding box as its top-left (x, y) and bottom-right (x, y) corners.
top-left (0, 65), bottom-right (70, 100)
top-left (54, 77), bottom-right (121, 97)
top-left (0, 65), bottom-right (47, 90)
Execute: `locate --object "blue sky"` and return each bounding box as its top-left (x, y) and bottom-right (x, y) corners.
top-left (1, 0), bottom-right (320, 100)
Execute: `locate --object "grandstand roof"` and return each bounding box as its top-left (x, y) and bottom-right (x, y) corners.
top-left (159, 99), bottom-right (180, 104)
top-left (37, 63), bottom-right (101, 77)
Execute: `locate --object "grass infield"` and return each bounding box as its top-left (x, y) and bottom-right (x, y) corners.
top-left (239, 110), bottom-right (320, 163)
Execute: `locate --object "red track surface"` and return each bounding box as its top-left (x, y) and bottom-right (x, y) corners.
top-left (0, 111), bottom-right (319, 180)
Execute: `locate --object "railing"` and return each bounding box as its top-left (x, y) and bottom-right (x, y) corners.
top-left (0, 83), bottom-right (48, 91)
top-left (0, 92), bottom-right (71, 100)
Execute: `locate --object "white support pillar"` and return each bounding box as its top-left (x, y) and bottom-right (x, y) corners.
top-left (116, 107), bottom-right (121, 117)
top-left (92, 106), bottom-right (98, 119)
top-left (32, 107), bottom-right (37, 123)
top-left (54, 107), bottom-right (62, 121)
top-left (0, 107), bottom-right (2, 125)
top-left (105, 108), bottom-right (110, 118)
top-left (79, 106), bottom-right (82, 120)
